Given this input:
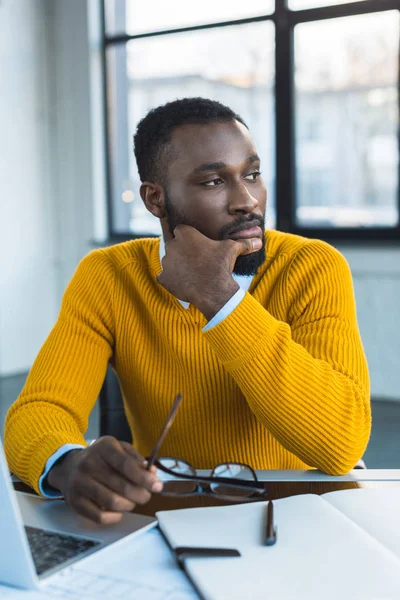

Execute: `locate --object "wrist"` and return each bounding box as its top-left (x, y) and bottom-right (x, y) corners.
top-left (194, 279), bottom-right (239, 321)
top-left (47, 449), bottom-right (81, 492)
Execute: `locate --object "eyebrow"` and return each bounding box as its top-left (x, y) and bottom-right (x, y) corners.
top-left (192, 154), bottom-right (260, 174)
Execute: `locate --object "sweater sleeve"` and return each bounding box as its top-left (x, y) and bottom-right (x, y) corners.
top-left (4, 250), bottom-right (115, 494)
top-left (203, 240), bottom-right (371, 475)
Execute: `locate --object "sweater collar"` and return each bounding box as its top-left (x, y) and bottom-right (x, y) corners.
top-left (159, 236), bottom-right (253, 309)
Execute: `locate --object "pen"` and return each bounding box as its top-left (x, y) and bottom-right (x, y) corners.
top-left (264, 500), bottom-right (277, 546)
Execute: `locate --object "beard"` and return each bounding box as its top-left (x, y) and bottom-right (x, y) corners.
top-left (164, 188), bottom-right (266, 277)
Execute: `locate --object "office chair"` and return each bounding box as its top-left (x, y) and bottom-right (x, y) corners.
top-left (98, 365), bottom-right (132, 442)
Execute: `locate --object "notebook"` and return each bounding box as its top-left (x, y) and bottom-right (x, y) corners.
top-left (157, 488), bottom-right (400, 600)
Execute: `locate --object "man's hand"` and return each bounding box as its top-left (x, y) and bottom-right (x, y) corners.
top-left (47, 437), bottom-right (163, 524)
top-left (157, 225), bottom-right (262, 321)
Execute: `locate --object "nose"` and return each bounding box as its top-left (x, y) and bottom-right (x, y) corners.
top-left (227, 181), bottom-right (259, 215)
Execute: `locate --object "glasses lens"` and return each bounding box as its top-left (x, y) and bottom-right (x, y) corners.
top-left (210, 463), bottom-right (261, 498)
top-left (157, 458), bottom-right (197, 494)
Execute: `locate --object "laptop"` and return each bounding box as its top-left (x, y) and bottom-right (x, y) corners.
top-left (0, 437), bottom-right (157, 591)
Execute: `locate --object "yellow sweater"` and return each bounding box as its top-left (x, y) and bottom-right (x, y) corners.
top-left (5, 230), bottom-right (371, 493)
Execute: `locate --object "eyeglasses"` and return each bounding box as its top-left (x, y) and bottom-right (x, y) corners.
top-left (146, 393), bottom-right (267, 502)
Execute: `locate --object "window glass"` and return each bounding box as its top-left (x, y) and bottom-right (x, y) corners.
top-left (294, 11), bottom-right (399, 228)
top-left (289, 0), bottom-right (367, 9)
top-left (105, 0), bottom-right (274, 36)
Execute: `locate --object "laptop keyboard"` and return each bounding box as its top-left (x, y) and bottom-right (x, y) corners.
top-left (25, 525), bottom-right (101, 576)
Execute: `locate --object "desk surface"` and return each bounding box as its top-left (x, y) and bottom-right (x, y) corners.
top-left (9, 475), bottom-right (400, 600)
top-left (13, 471), bottom-right (400, 518)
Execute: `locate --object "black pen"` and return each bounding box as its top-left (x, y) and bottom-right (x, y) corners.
top-left (264, 500), bottom-right (277, 546)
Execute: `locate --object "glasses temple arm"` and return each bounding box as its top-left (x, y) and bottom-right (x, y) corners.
top-left (154, 461), bottom-right (266, 491)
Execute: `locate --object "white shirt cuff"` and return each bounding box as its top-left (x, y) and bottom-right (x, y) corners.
top-left (39, 443), bottom-right (85, 498)
top-left (202, 288), bottom-right (246, 332)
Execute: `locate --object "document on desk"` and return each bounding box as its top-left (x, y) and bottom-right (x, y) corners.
top-left (0, 529), bottom-right (198, 599)
top-left (0, 589), bottom-right (51, 600)
top-left (157, 488), bottom-right (400, 600)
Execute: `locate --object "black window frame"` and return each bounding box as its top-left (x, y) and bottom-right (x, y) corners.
top-left (101, 0), bottom-right (400, 243)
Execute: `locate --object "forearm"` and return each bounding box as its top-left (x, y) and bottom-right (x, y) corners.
top-left (5, 399), bottom-right (88, 494)
top-left (204, 294), bottom-right (371, 475)
top-left (5, 250), bottom-right (114, 493)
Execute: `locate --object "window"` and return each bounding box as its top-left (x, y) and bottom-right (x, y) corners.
top-left (290, 0), bottom-right (368, 8)
top-left (103, 0), bottom-right (400, 241)
top-left (295, 11), bottom-right (399, 228)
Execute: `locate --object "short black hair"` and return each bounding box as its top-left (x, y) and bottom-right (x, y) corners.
top-left (133, 97), bottom-right (247, 185)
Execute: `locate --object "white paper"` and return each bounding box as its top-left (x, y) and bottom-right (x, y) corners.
top-left (0, 588), bottom-right (51, 600)
top-left (0, 530), bottom-right (198, 600)
top-left (322, 487), bottom-right (400, 559)
top-left (158, 493), bottom-right (400, 600)
top-left (46, 528), bottom-right (198, 599)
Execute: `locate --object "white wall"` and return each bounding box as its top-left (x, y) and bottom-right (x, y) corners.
top-left (0, 0), bottom-right (58, 376)
top-left (0, 0), bottom-right (97, 377)
top-left (46, 0), bottom-right (99, 293)
top-left (0, 0), bottom-right (399, 401)
top-left (338, 246), bottom-right (400, 400)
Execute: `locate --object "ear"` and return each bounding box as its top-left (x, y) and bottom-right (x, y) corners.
top-left (139, 182), bottom-right (166, 218)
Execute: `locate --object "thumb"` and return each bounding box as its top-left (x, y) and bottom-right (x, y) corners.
top-left (226, 237), bottom-right (262, 273)
top-left (232, 237), bottom-right (263, 257)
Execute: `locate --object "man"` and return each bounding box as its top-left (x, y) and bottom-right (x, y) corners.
top-left (5, 97), bottom-right (371, 524)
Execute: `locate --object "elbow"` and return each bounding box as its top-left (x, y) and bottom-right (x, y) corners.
top-left (316, 429), bottom-right (371, 477)
top-left (317, 441), bottom-right (370, 476)
top-left (322, 394), bottom-right (372, 476)
top-left (321, 462), bottom-right (355, 476)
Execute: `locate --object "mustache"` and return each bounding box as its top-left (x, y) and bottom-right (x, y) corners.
top-left (218, 214), bottom-right (265, 240)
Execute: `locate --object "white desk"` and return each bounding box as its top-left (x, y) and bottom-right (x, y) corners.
top-left (5, 471), bottom-right (400, 599)
top-left (12, 469), bottom-right (400, 487)
top-left (167, 468), bottom-right (400, 482)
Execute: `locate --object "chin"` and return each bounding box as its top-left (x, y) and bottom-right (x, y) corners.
top-left (232, 247), bottom-right (266, 276)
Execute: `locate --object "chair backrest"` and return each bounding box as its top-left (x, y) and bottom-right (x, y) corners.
top-left (99, 365), bottom-right (132, 442)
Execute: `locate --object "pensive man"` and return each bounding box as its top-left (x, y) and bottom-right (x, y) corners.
top-left (5, 97), bottom-right (371, 523)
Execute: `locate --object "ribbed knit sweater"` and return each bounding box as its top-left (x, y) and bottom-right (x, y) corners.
top-left (5, 230), bottom-right (371, 494)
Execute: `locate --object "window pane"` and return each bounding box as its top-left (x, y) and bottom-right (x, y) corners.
top-left (290, 0), bottom-right (367, 9)
top-left (106, 22), bottom-right (275, 235)
top-left (295, 11), bottom-right (399, 228)
top-left (105, 0), bottom-right (274, 36)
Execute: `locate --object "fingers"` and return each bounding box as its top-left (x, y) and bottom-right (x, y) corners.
top-left (93, 456), bottom-right (152, 505)
top-left (119, 441), bottom-right (147, 465)
top-left (223, 237), bottom-right (262, 273)
top-left (119, 441), bottom-right (159, 475)
top-left (119, 442), bottom-right (159, 475)
top-left (98, 438), bottom-right (163, 493)
top-left (172, 225), bottom-right (262, 256)
top-left (74, 497), bottom-right (124, 526)
top-left (237, 237), bottom-right (263, 255)
top-left (172, 224), bottom-right (198, 238)
top-left (61, 437), bottom-right (163, 524)
top-left (82, 478), bottom-right (136, 513)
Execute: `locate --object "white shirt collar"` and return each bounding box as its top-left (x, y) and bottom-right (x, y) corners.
top-left (159, 236), bottom-right (254, 309)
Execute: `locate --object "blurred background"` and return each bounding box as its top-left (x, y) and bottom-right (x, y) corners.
top-left (0, 0), bottom-right (399, 466)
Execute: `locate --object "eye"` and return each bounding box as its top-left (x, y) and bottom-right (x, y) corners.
top-left (243, 171), bottom-right (262, 181)
top-left (202, 178), bottom-right (224, 187)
